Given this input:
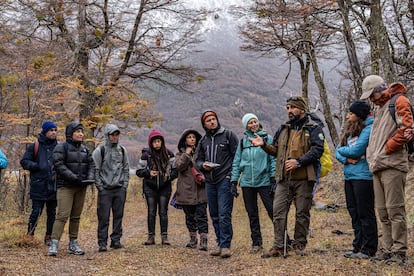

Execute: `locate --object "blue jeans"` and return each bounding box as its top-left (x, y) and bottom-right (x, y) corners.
top-left (206, 177), bottom-right (234, 249)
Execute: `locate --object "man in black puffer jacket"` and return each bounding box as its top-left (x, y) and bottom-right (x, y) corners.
top-left (47, 122), bottom-right (95, 257)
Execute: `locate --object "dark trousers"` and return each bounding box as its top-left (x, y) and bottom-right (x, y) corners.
top-left (97, 187), bottom-right (127, 246)
top-left (28, 199), bottom-right (57, 235)
top-left (182, 203), bottom-right (208, 234)
top-left (242, 186), bottom-right (273, 246)
top-left (345, 179), bottom-right (378, 256)
top-left (144, 188), bottom-right (171, 236)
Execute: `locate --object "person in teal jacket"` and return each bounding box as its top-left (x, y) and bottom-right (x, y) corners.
top-left (336, 101), bottom-right (377, 259)
top-left (0, 148), bottom-right (8, 169)
top-left (231, 113), bottom-right (276, 254)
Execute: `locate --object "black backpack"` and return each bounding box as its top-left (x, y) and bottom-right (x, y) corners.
top-left (388, 93), bottom-right (414, 156)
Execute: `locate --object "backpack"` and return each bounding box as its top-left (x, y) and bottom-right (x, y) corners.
top-left (307, 113), bottom-right (332, 178)
top-left (319, 139), bottom-right (332, 178)
top-left (388, 93), bottom-right (414, 156)
top-left (33, 140), bottom-right (40, 159)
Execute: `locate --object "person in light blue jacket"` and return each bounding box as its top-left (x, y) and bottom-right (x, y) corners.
top-left (231, 113), bottom-right (276, 254)
top-left (336, 101), bottom-right (378, 259)
top-left (0, 148), bottom-right (8, 169)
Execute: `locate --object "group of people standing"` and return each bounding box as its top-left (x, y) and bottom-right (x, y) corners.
top-left (19, 74), bottom-right (412, 265)
top-left (21, 121), bottom-right (128, 256)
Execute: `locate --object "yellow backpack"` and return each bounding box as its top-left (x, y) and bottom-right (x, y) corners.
top-left (320, 139), bottom-right (332, 178)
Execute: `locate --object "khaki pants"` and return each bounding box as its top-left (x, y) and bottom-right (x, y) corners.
top-left (272, 179), bottom-right (313, 248)
top-left (51, 186), bottom-right (87, 241)
top-left (373, 168), bottom-right (407, 254)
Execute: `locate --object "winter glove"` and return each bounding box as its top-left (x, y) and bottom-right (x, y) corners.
top-left (230, 181), bottom-right (239, 198)
top-left (269, 177), bottom-right (277, 196)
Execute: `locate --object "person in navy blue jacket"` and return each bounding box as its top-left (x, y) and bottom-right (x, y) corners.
top-left (20, 121), bottom-right (58, 245)
top-left (336, 101), bottom-right (378, 259)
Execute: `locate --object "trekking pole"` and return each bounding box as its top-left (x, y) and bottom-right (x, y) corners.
top-left (283, 165), bottom-right (291, 258)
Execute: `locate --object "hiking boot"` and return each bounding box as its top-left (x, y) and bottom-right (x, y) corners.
top-left (199, 238), bottom-right (208, 251)
top-left (98, 245), bottom-right (107, 252)
top-left (44, 235), bottom-right (52, 246)
top-left (220, 248), bottom-right (232, 258)
top-left (261, 247), bottom-right (284, 258)
top-left (47, 240), bottom-right (59, 256)
top-left (294, 244), bottom-right (307, 256)
top-left (143, 235), bottom-right (155, 245)
top-left (348, 252), bottom-right (369, 259)
top-left (370, 249), bottom-right (393, 262)
top-left (110, 241), bottom-right (123, 249)
top-left (384, 253), bottom-right (406, 265)
top-left (68, 240), bottom-right (85, 255)
top-left (250, 245), bottom-right (263, 254)
top-left (210, 246), bottom-right (221, 256)
top-left (186, 236), bottom-right (198, 249)
top-left (161, 234), bottom-right (170, 245)
top-left (344, 249), bottom-right (358, 258)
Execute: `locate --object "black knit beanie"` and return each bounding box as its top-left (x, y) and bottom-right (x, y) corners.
top-left (349, 100), bottom-right (371, 120)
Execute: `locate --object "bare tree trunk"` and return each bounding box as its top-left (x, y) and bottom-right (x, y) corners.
top-left (337, 0), bottom-right (363, 98)
top-left (366, 0), bottom-right (396, 80)
top-left (307, 42), bottom-right (339, 146)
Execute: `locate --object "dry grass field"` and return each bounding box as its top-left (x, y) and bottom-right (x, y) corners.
top-left (0, 163), bottom-right (413, 275)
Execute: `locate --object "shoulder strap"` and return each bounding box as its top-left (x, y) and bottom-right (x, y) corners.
top-left (388, 94), bottom-right (401, 122)
top-left (100, 145), bottom-right (105, 160)
top-left (240, 138), bottom-right (244, 151)
top-left (389, 93), bottom-right (414, 123)
top-left (100, 145), bottom-right (125, 161)
top-left (33, 140), bottom-right (39, 159)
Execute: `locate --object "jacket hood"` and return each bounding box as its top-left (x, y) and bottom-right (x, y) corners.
top-left (307, 112), bottom-right (325, 128)
top-left (104, 124), bottom-right (120, 145)
top-left (375, 82), bottom-right (408, 106)
top-left (65, 122), bottom-right (84, 140)
top-left (388, 82), bottom-right (407, 96)
top-left (148, 129), bottom-right (164, 148)
top-left (200, 109), bottom-right (221, 132)
top-left (177, 129), bottom-right (202, 151)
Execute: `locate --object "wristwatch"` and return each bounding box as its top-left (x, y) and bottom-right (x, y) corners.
top-left (296, 160), bottom-right (301, 168)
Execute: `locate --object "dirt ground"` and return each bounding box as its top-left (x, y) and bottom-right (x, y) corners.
top-left (0, 167), bottom-right (413, 275)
